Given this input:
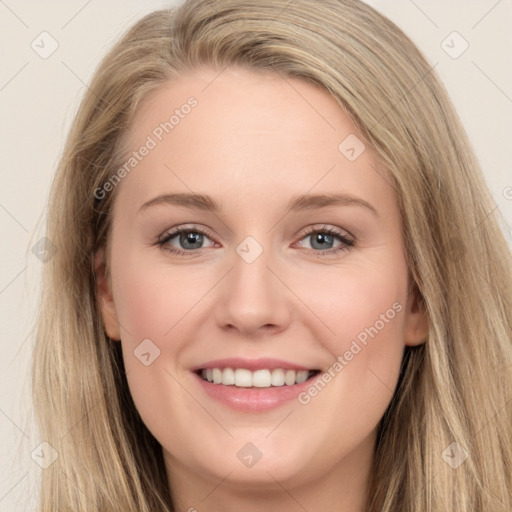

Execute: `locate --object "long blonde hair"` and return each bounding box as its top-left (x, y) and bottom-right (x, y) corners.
top-left (32, 0), bottom-right (512, 510)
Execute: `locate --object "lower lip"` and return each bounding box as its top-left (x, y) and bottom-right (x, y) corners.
top-left (193, 372), bottom-right (320, 412)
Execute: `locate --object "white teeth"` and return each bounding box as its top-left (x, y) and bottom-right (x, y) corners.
top-left (252, 369), bottom-right (271, 387)
top-left (271, 369), bottom-right (285, 386)
top-left (200, 367), bottom-right (315, 387)
top-left (212, 368), bottom-right (223, 384)
top-left (234, 368), bottom-right (252, 387)
top-left (284, 369), bottom-right (296, 386)
top-left (221, 367), bottom-right (235, 385)
top-left (296, 370), bottom-right (309, 384)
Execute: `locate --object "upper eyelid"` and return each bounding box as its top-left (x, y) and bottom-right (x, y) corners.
top-left (301, 225), bottom-right (353, 239)
top-left (159, 224), bottom-right (212, 240)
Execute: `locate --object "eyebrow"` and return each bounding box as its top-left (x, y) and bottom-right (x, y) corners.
top-left (287, 193), bottom-right (378, 216)
top-left (139, 193), bottom-right (219, 212)
top-left (138, 192), bottom-right (378, 217)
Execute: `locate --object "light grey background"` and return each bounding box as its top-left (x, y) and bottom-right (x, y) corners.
top-left (1, 1), bottom-right (511, 510)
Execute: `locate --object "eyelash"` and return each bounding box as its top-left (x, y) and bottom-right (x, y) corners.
top-left (157, 224), bottom-right (355, 257)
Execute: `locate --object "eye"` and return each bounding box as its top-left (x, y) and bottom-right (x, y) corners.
top-left (297, 225), bottom-right (354, 255)
top-left (156, 224), bottom-right (355, 257)
top-left (158, 225), bottom-right (217, 255)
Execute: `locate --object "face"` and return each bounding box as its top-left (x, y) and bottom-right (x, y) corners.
top-left (96, 66), bottom-right (427, 500)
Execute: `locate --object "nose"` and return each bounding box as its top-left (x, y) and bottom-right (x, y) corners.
top-left (214, 243), bottom-right (292, 338)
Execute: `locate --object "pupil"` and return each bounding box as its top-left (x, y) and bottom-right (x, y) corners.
top-left (312, 233), bottom-right (333, 250)
top-left (181, 232), bottom-right (203, 249)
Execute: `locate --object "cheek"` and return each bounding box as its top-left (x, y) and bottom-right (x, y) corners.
top-left (330, 270), bottom-right (406, 361)
top-left (110, 248), bottom-right (208, 342)
top-left (279, 258), bottom-right (408, 470)
top-left (292, 252), bottom-right (409, 414)
top-left (295, 253), bottom-right (408, 360)
top-left (109, 253), bottom-right (196, 440)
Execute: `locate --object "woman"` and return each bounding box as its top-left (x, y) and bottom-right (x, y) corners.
top-left (32, 0), bottom-right (512, 510)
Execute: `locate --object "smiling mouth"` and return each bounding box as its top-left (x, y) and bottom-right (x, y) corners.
top-left (195, 368), bottom-right (321, 388)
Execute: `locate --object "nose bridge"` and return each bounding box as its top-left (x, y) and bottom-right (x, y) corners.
top-left (232, 242), bottom-right (272, 297)
top-left (214, 235), bottom-right (291, 335)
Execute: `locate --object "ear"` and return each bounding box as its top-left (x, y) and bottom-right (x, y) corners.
top-left (404, 285), bottom-right (429, 346)
top-left (94, 248), bottom-right (121, 341)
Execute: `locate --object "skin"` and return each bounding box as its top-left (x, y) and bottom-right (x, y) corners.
top-left (95, 66), bottom-right (428, 512)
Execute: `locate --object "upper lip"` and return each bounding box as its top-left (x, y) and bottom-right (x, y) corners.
top-left (190, 357), bottom-right (318, 372)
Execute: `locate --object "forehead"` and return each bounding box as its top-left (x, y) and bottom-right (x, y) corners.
top-left (126, 66), bottom-right (350, 155)
top-left (116, 66), bottom-right (395, 216)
